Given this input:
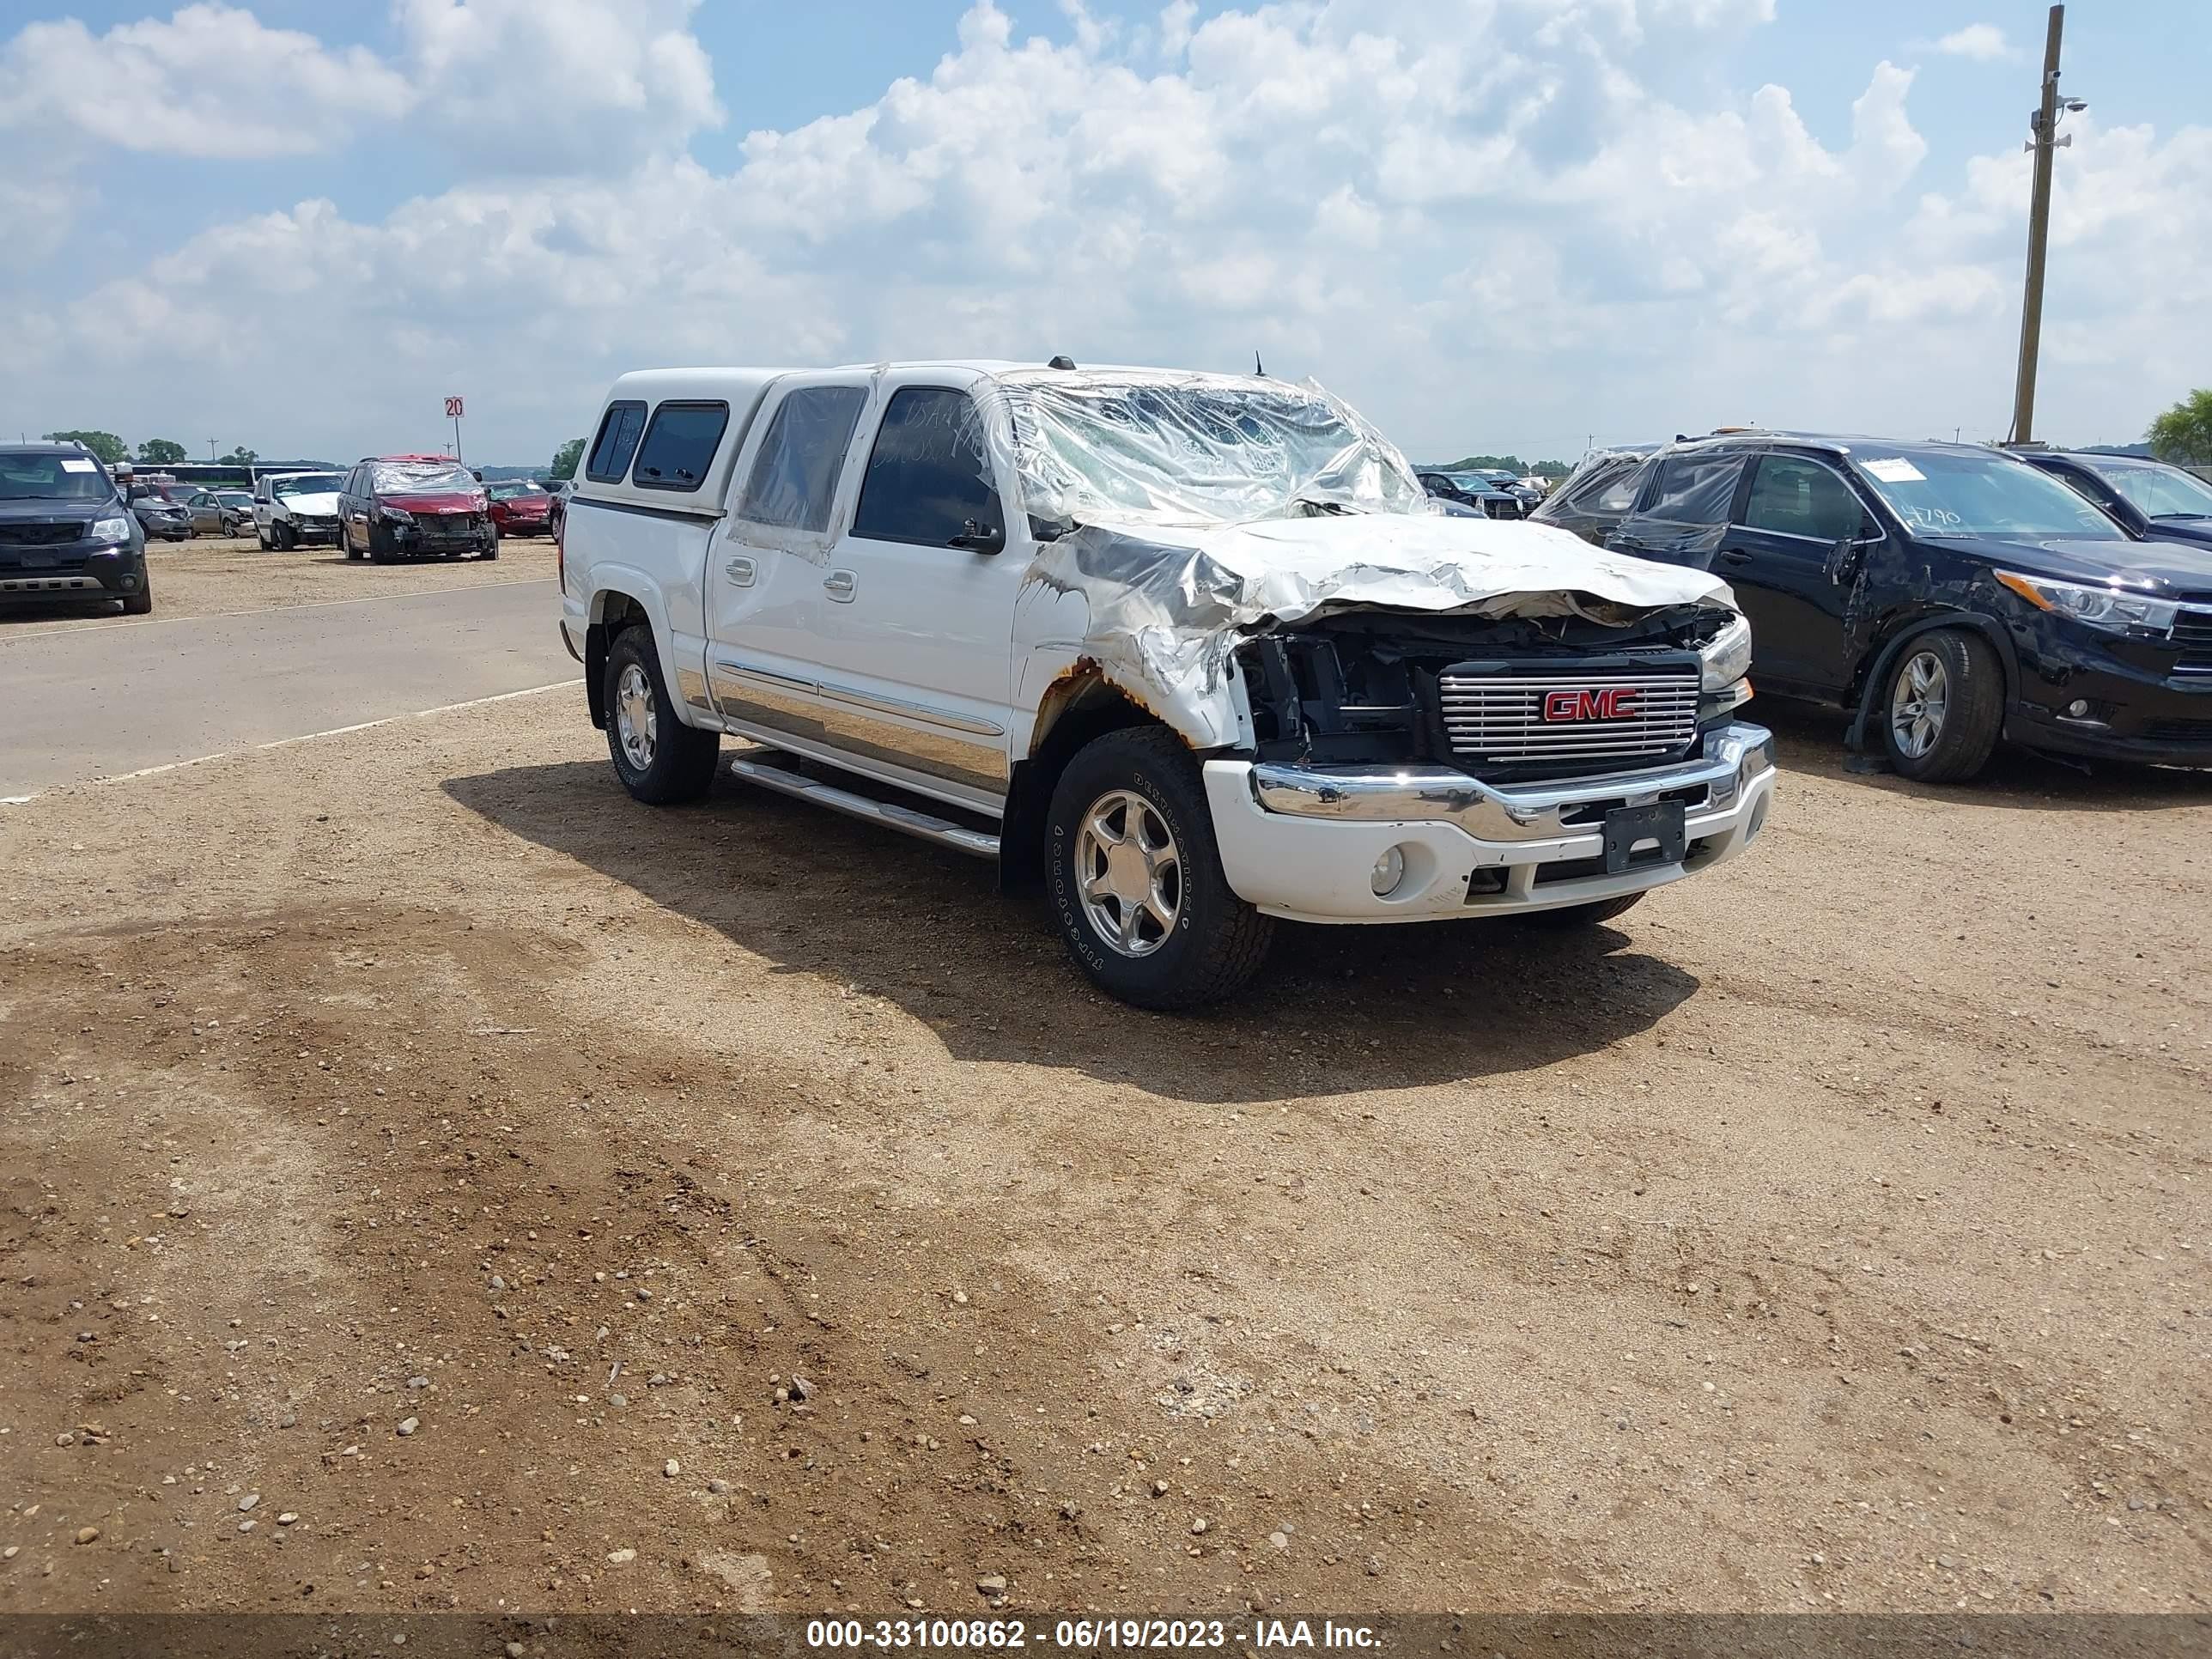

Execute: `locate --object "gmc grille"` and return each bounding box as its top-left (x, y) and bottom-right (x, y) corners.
top-left (1437, 663), bottom-right (1702, 767)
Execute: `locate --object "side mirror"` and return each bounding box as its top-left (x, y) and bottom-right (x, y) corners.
top-left (949, 520), bottom-right (1005, 555)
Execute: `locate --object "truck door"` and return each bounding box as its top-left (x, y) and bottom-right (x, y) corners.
top-left (702, 374), bottom-right (872, 747)
top-left (801, 376), bottom-right (1023, 806)
top-left (1716, 453), bottom-right (1873, 697)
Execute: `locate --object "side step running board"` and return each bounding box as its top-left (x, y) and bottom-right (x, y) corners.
top-left (728, 757), bottom-right (1000, 860)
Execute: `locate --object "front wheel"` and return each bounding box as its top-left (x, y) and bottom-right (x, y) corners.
top-left (274, 519), bottom-right (296, 551)
top-left (120, 571), bottom-right (153, 616)
top-left (480, 527), bottom-right (500, 561)
top-left (1045, 726), bottom-right (1274, 1010)
top-left (1881, 629), bottom-right (2002, 783)
top-left (603, 626), bottom-right (719, 804)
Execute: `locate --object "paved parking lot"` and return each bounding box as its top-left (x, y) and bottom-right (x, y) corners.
top-left (0, 535), bottom-right (567, 798)
top-left (1, 564), bottom-right (2207, 1617)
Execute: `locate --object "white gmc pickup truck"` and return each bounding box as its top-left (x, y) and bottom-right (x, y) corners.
top-left (558, 362), bottom-right (1776, 1007)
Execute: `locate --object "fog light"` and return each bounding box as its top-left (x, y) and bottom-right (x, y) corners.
top-left (2064, 698), bottom-right (2090, 719)
top-left (1370, 846), bottom-right (1407, 898)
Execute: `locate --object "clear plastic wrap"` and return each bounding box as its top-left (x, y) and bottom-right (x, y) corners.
top-left (995, 368), bottom-right (1427, 532)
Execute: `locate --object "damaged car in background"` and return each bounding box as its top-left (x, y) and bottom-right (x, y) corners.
top-left (558, 362), bottom-right (1776, 1008)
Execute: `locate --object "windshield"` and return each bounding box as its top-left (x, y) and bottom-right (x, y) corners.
top-left (1851, 450), bottom-right (2126, 542)
top-left (1001, 369), bottom-right (1424, 530)
top-left (272, 474), bottom-right (340, 498)
top-left (1444, 472), bottom-right (1503, 493)
top-left (0, 453), bottom-right (112, 501)
top-left (218, 491), bottom-right (252, 506)
top-left (2094, 458), bottom-right (2212, 520)
top-left (371, 460), bottom-right (476, 495)
top-left (487, 481), bottom-right (545, 500)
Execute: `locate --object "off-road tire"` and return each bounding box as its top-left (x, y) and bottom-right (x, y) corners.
top-left (1045, 726), bottom-right (1274, 1010)
top-left (1881, 629), bottom-right (2003, 783)
top-left (1522, 892), bottom-right (1644, 929)
top-left (603, 625), bottom-right (719, 805)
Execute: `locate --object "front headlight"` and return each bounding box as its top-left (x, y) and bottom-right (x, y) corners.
top-left (1995, 570), bottom-right (2178, 633)
top-left (89, 514), bottom-right (133, 544)
top-left (378, 504), bottom-right (415, 525)
top-left (1699, 612), bottom-right (1753, 690)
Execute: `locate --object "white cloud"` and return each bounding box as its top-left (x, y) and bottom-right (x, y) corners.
top-left (0, 4), bottom-right (410, 160)
top-left (1931, 24), bottom-right (2013, 62)
top-left (1, 0), bottom-right (2205, 460)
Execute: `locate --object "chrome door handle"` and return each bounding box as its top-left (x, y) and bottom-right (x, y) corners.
top-left (823, 570), bottom-right (857, 602)
top-left (726, 556), bottom-right (757, 586)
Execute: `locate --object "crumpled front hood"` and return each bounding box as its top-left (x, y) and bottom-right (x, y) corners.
top-left (274, 492), bottom-right (340, 516)
top-left (1024, 510), bottom-right (1736, 748)
top-left (386, 491), bottom-right (484, 515)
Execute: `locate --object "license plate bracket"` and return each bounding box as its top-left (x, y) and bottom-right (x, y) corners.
top-left (1601, 802), bottom-right (1686, 873)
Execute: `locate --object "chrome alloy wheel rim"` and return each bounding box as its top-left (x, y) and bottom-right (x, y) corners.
top-left (614, 662), bottom-right (657, 772)
top-left (1076, 789), bottom-right (1182, 958)
top-left (1889, 649), bottom-right (1949, 759)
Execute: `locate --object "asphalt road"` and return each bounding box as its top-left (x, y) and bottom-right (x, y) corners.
top-left (0, 580), bottom-right (576, 798)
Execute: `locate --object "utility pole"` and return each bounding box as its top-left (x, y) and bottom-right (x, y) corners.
top-left (2008, 4), bottom-right (2081, 446)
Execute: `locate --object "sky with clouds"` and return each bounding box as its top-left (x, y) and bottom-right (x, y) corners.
top-left (2, 0), bottom-right (2206, 466)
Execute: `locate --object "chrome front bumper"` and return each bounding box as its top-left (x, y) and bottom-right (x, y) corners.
top-left (1250, 722), bottom-right (1776, 844)
top-left (1200, 722), bottom-right (1778, 924)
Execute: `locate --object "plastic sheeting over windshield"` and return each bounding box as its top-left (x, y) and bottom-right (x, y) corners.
top-left (997, 368), bottom-right (1426, 532)
top-left (370, 462), bottom-right (471, 494)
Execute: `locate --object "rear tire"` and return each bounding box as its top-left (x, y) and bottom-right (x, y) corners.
top-left (1045, 726), bottom-right (1274, 1009)
top-left (1881, 629), bottom-right (2002, 783)
top-left (1523, 892), bottom-right (1644, 929)
top-left (603, 625), bottom-right (719, 805)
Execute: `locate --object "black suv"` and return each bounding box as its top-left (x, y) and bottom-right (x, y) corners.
top-left (1602, 434), bottom-right (2212, 780)
top-left (2015, 449), bottom-right (2212, 553)
top-left (1530, 446), bottom-right (1656, 546)
top-left (1415, 470), bottom-right (1524, 519)
top-left (0, 444), bottom-right (152, 614)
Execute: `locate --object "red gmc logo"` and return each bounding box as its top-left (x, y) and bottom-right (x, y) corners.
top-left (1543, 687), bottom-right (1643, 721)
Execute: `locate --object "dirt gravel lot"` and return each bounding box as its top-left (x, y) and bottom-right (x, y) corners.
top-left (1, 661), bottom-right (2207, 1618)
top-left (3, 532), bottom-right (556, 635)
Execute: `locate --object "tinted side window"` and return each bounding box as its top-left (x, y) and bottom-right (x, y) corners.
top-left (736, 386), bottom-right (869, 532)
top-left (585, 400), bottom-right (647, 484)
top-left (852, 389), bottom-right (1004, 546)
top-left (632, 401), bottom-right (728, 494)
top-left (1643, 453), bottom-right (1742, 526)
top-left (1743, 456), bottom-right (1862, 541)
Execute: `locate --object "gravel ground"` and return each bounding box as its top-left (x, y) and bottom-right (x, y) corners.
top-left (0, 532), bottom-right (557, 635)
top-left (0, 678), bottom-right (2206, 1618)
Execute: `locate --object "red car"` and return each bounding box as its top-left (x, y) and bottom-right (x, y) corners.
top-left (335, 455), bottom-right (497, 562)
top-left (485, 478), bottom-right (555, 538)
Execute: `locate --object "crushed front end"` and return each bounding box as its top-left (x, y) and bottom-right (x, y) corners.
top-left (1208, 604), bottom-right (1777, 923)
